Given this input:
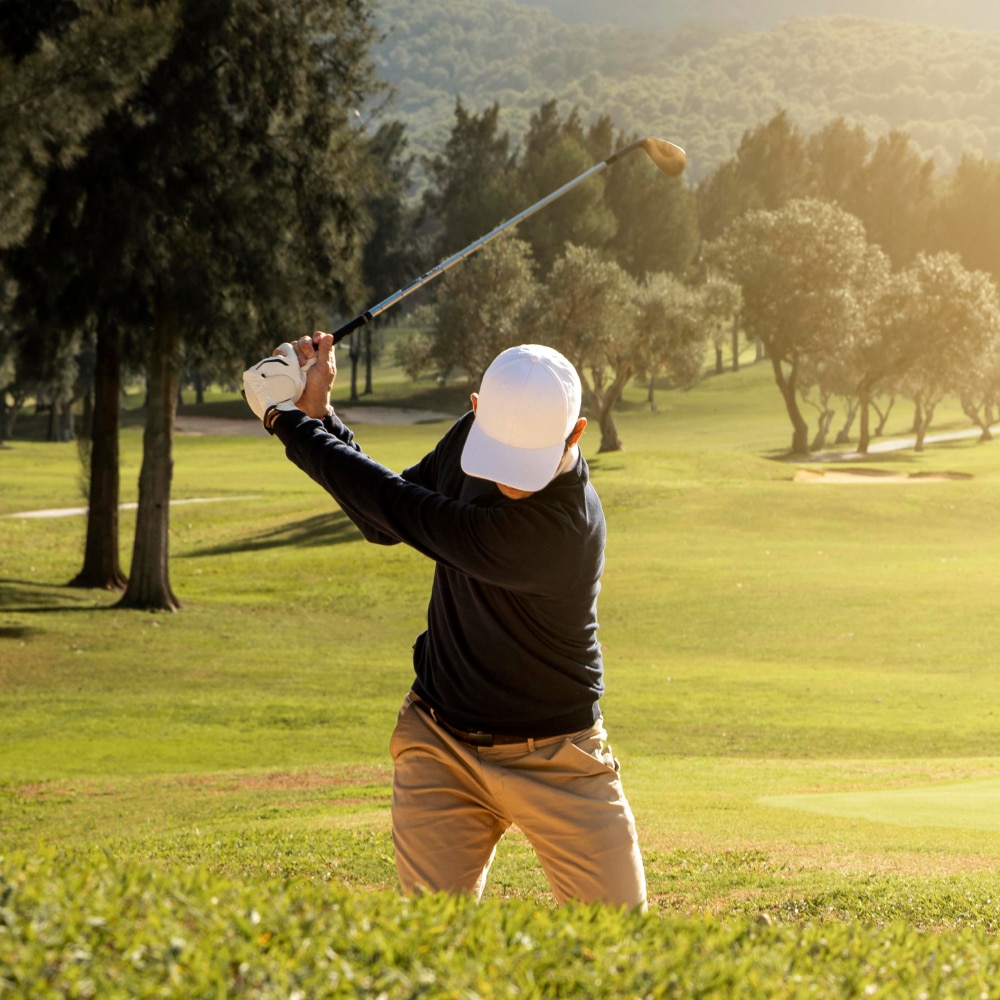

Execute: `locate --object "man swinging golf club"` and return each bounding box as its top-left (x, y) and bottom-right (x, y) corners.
top-left (243, 333), bottom-right (646, 909)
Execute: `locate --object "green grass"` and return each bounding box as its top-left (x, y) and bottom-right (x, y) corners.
top-left (3, 350), bottom-right (1000, 994)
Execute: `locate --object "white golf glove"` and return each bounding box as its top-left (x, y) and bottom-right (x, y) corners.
top-left (242, 343), bottom-right (312, 422)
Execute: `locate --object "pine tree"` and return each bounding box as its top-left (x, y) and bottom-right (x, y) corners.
top-left (4, 0), bottom-right (382, 609)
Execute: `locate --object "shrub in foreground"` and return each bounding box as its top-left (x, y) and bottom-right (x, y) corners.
top-left (2, 849), bottom-right (1000, 997)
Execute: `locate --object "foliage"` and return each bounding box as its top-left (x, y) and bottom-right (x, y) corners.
top-left (536, 0), bottom-right (1000, 32)
top-left (430, 234), bottom-right (540, 383)
top-left (707, 199), bottom-right (878, 452)
top-left (634, 273), bottom-right (709, 392)
top-left (0, 0), bottom-right (179, 250)
top-left (539, 243), bottom-right (637, 450)
top-left (514, 101), bottom-right (617, 274)
top-left (422, 98), bottom-right (518, 259)
top-left (372, 1), bottom-right (1000, 188)
top-left (897, 252), bottom-right (1000, 449)
top-left (3, 846), bottom-right (1000, 998)
top-left (936, 153), bottom-right (1000, 283)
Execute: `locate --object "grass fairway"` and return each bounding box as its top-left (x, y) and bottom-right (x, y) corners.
top-left (3, 355), bottom-right (1000, 994)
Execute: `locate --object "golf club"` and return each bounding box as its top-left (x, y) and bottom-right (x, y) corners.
top-left (325, 135), bottom-right (686, 345)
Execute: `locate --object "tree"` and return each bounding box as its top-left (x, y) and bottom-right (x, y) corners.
top-left (706, 199), bottom-right (876, 454)
top-left (696, 110), bottom-right (809, 243)
top-left (851, 130), bottom-right (936, 268)
top-left (117, 0), bottom-right (379, 611)
top-left (542, 244), bottom-right (638, 452)
top-left (0, 0), bottom-right (179, 249)
top-left (959, 326), bottom-right (1000, 443)
top-left (604, 131), bottom-right (699, 281)
top-left (351, 120), bottom-right (429, 400)
top-left (699, 276), bottom-right (742, 375)
top-left (430, 234), bottom-right (540, 384)
top-left (805, 117), bottom-right (871, 209)
top-left (6, 0), bottom-right (381, 609)
top-left (898, 253), bottom-right (1000, 451)
top-left (936, 154), bottom-right (1000, 284)
top-left (514, 101), bottom-right (616, 275)
top-left (634, 273), bottom-right (707, 412)
top-left (849, 263), bottom-right (921, 455)
top-left (422, 99), bottom-right (517, 260)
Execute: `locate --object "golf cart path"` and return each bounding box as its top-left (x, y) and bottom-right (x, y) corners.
top-left (798, 423), bottom-right (995, 483)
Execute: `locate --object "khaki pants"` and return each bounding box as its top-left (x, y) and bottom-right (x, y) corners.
top-left (389, 692), bottom-right (647, 910)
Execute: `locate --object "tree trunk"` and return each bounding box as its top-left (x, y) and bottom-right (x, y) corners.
top-left (833, 397), bottom-right (859, 446)
top-left (364, 328), bottom-right (374, 396)
top-left (770, 355), bottom-right (809, 454)
top-left (596, 368), bottom-right (632, 453)
top-left (69, 321), bottom-right (127, 591)
top-left (857, 387), bottom-right (872, 455)
top-left (810, 404), bottom-right (834, 452)
top-left (730, 317), bottom-right (740, 373)
top-left (960, 396), bottom-right (993, 443)
top-left (714, 344), bottom-right (724, 375)
top-left (117, 285), bottom-right (181, 611)
top-left (872, 396), bottom-right (894, 436)
top-left (348, 337), bottom-right (360, 402)
top-left (60, 398), bottom-right (74, 441)
top-left (598, 409), bottom-right (623, 452)
top-left (1, 389), bottom-right (26, 441)
top-left (914, 399), bottom-right (936, 453)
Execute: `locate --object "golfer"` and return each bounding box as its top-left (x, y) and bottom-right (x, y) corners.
top-left (243, 332), bottom-right (646, 910)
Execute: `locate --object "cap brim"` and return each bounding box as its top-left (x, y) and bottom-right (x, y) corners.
top-left (461, 418), bottom-right (565, 493)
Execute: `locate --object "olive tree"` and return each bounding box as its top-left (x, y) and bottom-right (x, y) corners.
top-left (542, 244), bottom-right (638, 452)
top-left (429, 233), bottom-right (540, 385)
top-left (706, 198), bottom-right (878, 455)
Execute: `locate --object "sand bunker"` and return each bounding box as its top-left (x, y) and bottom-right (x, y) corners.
top-left (794, 468), bottom-right (972, 484)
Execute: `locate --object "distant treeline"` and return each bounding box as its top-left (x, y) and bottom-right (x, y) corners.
top-left (393, 97), bottom-right (1000, 457)
top-left (374, 0), bottom-right (1000, 188)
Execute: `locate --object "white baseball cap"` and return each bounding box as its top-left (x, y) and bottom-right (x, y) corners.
top-left (461, 344), bottom-right (582, 492)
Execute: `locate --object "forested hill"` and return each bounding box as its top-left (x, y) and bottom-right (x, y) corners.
top-left (533, 0), bottom-right (1000, 33)
top-left (373, 0), bottom-right (1000, 186)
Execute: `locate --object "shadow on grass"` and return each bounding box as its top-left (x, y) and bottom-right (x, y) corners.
top-left (772, 448), bottom-right (939, 467)
top-left (0, 577), bottom-right (120, 614)
top-left (183, 510), bottom-right (362, 557)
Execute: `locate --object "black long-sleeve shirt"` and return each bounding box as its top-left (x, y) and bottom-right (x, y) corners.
top-left (273, 407), bottom-right (606, 736)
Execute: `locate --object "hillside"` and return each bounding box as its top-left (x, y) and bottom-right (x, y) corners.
top-left (531, 0), bottom-right (1000, 33)
top-left (372, 0), bottom-right (1000, 187)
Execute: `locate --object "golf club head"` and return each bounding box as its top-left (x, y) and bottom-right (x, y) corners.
top-left (641, 137), bottom-right (687, 177)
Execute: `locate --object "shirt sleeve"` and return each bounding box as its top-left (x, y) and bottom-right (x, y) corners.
top-left (307, 409), bottom-right (403, 546)
top-left (272, 409), bottom-right (581, 596)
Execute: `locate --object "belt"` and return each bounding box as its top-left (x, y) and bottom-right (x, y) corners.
top-left (414, 700), bottom-right (531, 747)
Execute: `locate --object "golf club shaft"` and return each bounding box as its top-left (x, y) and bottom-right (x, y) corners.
top-left (328, 136), bottom-right (684, 345)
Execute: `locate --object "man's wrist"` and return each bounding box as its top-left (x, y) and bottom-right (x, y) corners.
top-left (299, 399), bottom-right (333, 420)
top-left (263, 402), bottom-right (297, 432)
top-left (263, 401), bottom-right (333, 433)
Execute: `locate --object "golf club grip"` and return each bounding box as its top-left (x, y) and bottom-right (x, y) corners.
top-left (332, 312), bottom-right (373, 344)
top-left (310, 312), bottom-right (373, 352)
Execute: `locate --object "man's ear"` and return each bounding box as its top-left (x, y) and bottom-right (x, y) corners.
top-left (470, 392), bottom-right (479, 414)
top-left (567, 416), bottom-right (587, 448)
